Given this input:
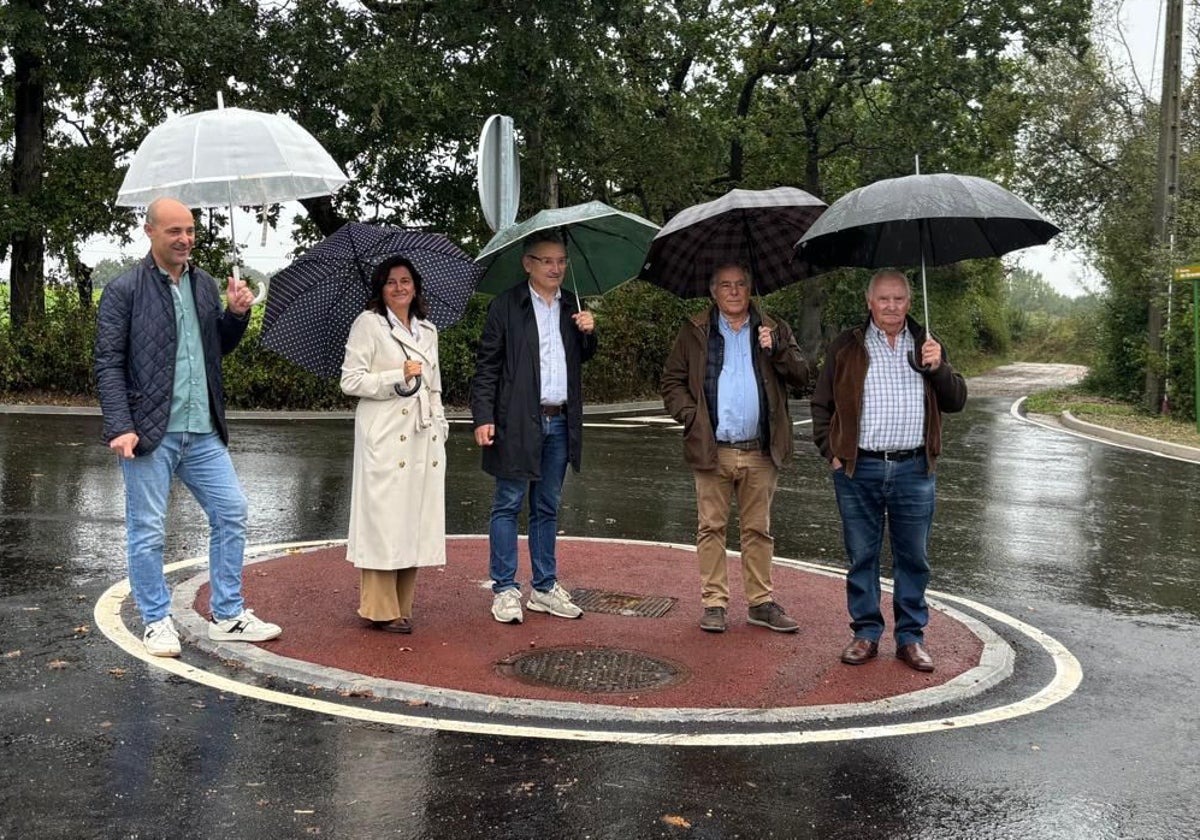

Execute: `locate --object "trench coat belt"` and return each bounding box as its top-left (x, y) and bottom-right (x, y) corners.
top-left (540, 404), bottom-right (565, 416)
top-left (857, 446), bottom-right (924, 462)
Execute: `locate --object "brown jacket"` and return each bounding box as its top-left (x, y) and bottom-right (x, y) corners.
top-left (661, 304), bottom-right (811, 470)
top-left (810, 315), bottom-right (967, 477)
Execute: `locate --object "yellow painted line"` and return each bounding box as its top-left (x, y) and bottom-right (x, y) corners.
top-left (95, 538), bottom-right (1082, 745)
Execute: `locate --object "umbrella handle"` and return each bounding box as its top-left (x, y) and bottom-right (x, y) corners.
top-left (250, 275), bottom-right (270, 306)
top-left (907, 349), bottom-right (932, 374)
top-left (394, 375), bottom-right (422, 397)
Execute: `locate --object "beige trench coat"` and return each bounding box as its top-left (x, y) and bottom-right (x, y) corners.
top-left (340, 310), bottom-right (449, 570)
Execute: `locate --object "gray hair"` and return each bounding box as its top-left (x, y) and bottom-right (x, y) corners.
top-left (708, 263), bottom-right (751, 291)
top-left (522, 230), bottom-right (565, 255)
top-left (865, 269), bottom-right (911, 300)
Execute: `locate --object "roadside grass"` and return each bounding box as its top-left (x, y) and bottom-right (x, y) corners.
top-left (1025, 386), bottom-right (1200, 448)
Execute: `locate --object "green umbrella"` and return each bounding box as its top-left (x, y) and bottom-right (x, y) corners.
top-left (475, 200), bottom-right (660, 304)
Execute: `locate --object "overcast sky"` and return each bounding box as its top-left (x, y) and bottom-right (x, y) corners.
top-left (1013, 0), bottom-right (1179, 296)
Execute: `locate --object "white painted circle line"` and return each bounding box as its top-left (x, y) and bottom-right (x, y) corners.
top-left (94, 538), bottom-right (1082, 746)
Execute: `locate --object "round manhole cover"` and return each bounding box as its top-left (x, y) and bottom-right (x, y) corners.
top-left (496, 647), bottom-right (689, 693)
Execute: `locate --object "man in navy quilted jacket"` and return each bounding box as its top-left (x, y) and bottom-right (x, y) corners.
top-left (94, 197), bottom-right (282, 657)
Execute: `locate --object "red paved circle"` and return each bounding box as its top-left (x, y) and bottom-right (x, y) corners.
top-left (197, 538), bottom-right (984, 710)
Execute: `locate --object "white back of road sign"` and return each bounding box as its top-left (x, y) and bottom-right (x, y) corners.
top-left (477, 115), bottom-right (520, 233)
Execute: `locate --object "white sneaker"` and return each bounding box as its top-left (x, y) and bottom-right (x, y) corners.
top-left (527, 582), bottom-right (583, 619)
top-left (491, 589), bottom-right (524, 624)
top-left (208, 609), bottom-right (282, 642)
top-left (143, 616), bottom-right (181, 657)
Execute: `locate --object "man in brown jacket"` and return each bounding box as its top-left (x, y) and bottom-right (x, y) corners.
top-left (661, 264), bottom-right (812, 633)
top-left (811, 269), bottom-right (967, 672)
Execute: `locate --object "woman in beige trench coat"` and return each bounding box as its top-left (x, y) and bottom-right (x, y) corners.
top-left (340, 256), bottom-right (449, 634)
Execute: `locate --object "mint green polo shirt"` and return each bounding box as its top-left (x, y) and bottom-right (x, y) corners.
top-left (164, 267), bottom-right (214, 434)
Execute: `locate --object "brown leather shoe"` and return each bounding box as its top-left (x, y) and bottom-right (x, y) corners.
top-left (370, 618), bottom-right (413, 634)
top-left (896, 642), bottom-right (934, 672)
top-left (699, 606), bottom-right (727, 633)
top-left (840, 637), bottom-right (879, 665)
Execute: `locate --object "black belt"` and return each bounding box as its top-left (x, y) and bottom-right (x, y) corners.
top-left (540, 404), bottom-right (565, 416)
top-left (857, 447), bottom-right (924, 462)
top-left (717, 438), bottom-right (760, 451)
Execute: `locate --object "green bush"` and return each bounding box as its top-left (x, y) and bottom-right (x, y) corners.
top-left (0, 288), bottom-right (98, 396)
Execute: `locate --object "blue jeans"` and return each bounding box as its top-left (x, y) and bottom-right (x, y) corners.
top-left (120, 432), bottom-right (248, 623)
top-left (489, 415), bottom-right (568, 594)
top-left (832, 454), bottom-right (936, 646)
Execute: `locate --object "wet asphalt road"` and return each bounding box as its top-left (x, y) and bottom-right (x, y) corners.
top-left (2, 390), bottom-right (1199, 840)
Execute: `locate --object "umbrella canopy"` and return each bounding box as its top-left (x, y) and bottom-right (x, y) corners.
top-left (475, 201), bottom-right (659, 298)
top-left (794, 173), bottom-right (1059, 270)
top-left (640, 187), bottom-right (827, 298)
top-left (795, 172), bottom-right (1060, 336)
top-left (116, 106), bottom-right (349, 209)
top-left (260, 223), bottom-right (482, 378)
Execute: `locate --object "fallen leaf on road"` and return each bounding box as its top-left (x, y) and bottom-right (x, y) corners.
top-left (48, 659), bottom-right (68, 669)
top-left (74, 625), bottom-right (90, 636)
top-left (3, 650), bottom-right (20, 658)
top-left (107, 668), bottom-right (127, 678)
top-left (661, 815), bottom-right (691, 828)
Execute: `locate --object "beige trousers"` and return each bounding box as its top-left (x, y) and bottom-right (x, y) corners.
top-left (358, 568), bottom-right (418, 621)
top-left (694, 447), bottom-right (779, 608)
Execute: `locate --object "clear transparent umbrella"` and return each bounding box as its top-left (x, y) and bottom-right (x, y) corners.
top-left (116, 94), bottom-right (349, 296)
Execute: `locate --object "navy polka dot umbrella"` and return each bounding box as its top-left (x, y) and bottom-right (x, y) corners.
top-left (260, 222), bottom-right (482, 378)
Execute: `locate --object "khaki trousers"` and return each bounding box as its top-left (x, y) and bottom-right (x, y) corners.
top-left (358, 568), bottom-right (418, 622)
top-left (694, 447), bottom-right (779, 608)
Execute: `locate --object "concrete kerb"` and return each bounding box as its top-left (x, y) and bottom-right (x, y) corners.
top-left (0, 400), bottom-right (667, 422)
top-left (164, 537), bottom-right (1016, 727)
top-left (1013, 397), bottom-right (1200, 464)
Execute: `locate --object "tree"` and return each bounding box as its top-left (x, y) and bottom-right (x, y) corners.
top-left (1, 1), bottom-right (266, 326)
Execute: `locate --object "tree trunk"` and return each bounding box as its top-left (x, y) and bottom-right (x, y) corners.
top-left (9, 0), bottom-right (47, 329)
top-left (299, 195), bottom-right (349, 237)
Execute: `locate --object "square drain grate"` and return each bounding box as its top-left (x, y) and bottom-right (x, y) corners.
top-left (569, 588), bottom-right (676, 618)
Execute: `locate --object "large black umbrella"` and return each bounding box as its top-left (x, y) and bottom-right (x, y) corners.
top-left (795, 172), bottom-right (1060, 328)
top-left (260, 222), bottom-right (482, 377)
top-left (640, 187), bottom-right (827, 298)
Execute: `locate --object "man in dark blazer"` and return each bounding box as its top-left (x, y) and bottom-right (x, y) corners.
top-left (470, 232), bottom-right (597, 624)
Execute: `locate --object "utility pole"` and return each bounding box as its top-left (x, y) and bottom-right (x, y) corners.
top-left (1146, 0), bottom-right (1185, 413)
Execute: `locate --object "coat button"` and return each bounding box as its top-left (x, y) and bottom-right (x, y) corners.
top-left (433, 460), bottom-right (439, 467)
top-left (398, 460), bottom-right (406, 468)
top-left (433, 435), bottom-right (437, 441)
top-left (400, 434), bottom-right (407, 441)
top-left (402, 408), bottom-right (409, 416)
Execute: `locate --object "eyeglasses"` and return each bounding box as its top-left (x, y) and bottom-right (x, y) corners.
top-left (526, 255), bottom-right (569, 268)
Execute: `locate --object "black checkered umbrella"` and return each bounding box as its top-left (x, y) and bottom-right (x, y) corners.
top-left (639, 187), bottom-right (827, 298)
top-left (260, 223), bottom-right (482, 377)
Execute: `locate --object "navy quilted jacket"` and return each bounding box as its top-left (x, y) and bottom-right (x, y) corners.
top-left (94, 254), bottom-right (250, 455)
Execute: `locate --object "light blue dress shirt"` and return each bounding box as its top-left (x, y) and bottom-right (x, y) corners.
top-left (531, 284), bottom-right (568, 406)
top-left (715, 314), bottom-right (759, 442)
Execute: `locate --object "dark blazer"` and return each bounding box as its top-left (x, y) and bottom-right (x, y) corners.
top-left (94, 253), bottom-right (249, 455)
top-left (470, 282), bottom-right (597, 479)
